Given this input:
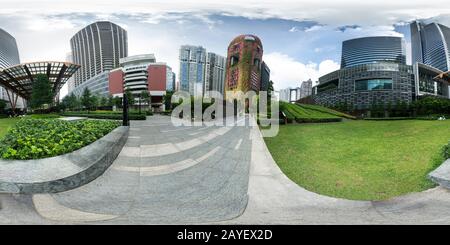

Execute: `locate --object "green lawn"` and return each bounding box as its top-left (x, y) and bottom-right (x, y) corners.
top-left (265, 120), bottom-right (450, 200)
top-left (0, 118), bottom-right (20, 139)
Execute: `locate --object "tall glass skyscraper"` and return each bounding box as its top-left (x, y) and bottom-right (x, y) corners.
top-left (0, 28), bottom-right (20, 69)
top-left (0, 28), bottom-right (20, 104)
top-left (410, 21), bottom-right (450, 72)
top-left (179, 45), bottom-right (206, 96)
top-left (70, 21), bottom-right (128, 87)
top-left (341, 36), bottom-right (406, 68)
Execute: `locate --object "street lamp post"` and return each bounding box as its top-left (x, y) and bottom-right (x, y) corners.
top-left (123, 94), bottom-right (129, 126)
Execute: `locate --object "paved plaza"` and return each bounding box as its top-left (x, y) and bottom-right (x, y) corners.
top-left (2, 115), bottom-right (450, 224)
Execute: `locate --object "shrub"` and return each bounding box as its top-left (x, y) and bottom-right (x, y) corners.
top-left (25, 113), bottom-right (60, 119)
top-left (0, 119), bottom-right (120, 160)
top-left (444, 142), bottom-right (450, 160)
top-left (412, 96), bottom-right (450, 116)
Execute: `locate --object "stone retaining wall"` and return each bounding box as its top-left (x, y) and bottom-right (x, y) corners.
top-left (0, 126), bottom-right (129, 194)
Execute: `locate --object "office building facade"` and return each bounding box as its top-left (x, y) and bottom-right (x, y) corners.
top-left (70, 21), bottom-right (128, 87)
top-left (279, 88), bottom-right (291, 102)
top-left (108, 54), bottom-right (168, 110)
top-left (70, 71), bottom-right (110, 98)
top-left (410, 21), bottom-right (450, 72)
top-left (314, 35), bottom-right (418, 111)
top-left (341, 36), bottom-right (406, 68)
top-left (204, 52), bottom-right (226, 95)
top-left (314, 62), bottom-right (415, 110)
top-left (179, 45), bottom-right (206, 96)
top-left (260, 61), bottom-right (270, 92)
top-left (120, 54), bottom-right (156, 95)
top-left (300, 79), bottom-right (313, 99)
top-left (0, 28), bottom-right (23, 109)
top-left (166, 66), bottom-right (176, 92)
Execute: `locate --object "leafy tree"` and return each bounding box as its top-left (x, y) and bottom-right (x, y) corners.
top-left (81, 88), bottom-right (93, 112)
top-left (267, 80), bottom-right (274, 100)
top-left (124, 89), bottom-right (134, 108)
top-left (140, 90), bottom-right (150, 113)
top-left (112, 96), bottom-right (122, 109)
top-left (99, 96), bottom-right (108, 107)
top-left (107, 95), bottom-right (114, 107)
top-left (90, 94), bottom-right (99, 111)
top-left (163, 90), bottom-right (174, 110)
top-left (29, 74), bottom-right (53, 109)
top-left (398, 100), bottom-right (408, 116)
top-left (0, 100), bottom-right (6, 113)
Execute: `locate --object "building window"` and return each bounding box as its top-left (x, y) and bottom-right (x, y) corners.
top-left (317, 79), bottom-right (339, 93)
top-left (355, 79), bottom-right (393, 91)
top-left (230, 55), bottom-right (239, 66)
top-left (253, 58), bottom-right (260, 68)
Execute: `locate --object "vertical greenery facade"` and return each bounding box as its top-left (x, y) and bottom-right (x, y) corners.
top-left (225, 35), bottom-right (263, 95)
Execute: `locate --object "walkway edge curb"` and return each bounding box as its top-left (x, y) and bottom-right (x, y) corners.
top-left (428, 159), bottom-right (450, 188)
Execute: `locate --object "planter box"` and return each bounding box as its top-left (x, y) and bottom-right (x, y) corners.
top-left (0, 126), bottom-right (129, 194)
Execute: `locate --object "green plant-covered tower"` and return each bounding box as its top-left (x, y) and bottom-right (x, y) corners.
top-left (225, 34), bottom-right (264, 94)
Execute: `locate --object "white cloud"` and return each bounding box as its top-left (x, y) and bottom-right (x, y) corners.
top-left (304, 25), bottom-right (323, 32)
top-left (263, 52), bottom-right (339, 90)
top-left (2, 0), bottom-right (450, 27)
top-left (288, 27), bottom-right (299, 32)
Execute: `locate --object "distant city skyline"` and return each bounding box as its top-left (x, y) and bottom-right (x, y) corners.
top-left (2, 0), bottom-right (450, 97)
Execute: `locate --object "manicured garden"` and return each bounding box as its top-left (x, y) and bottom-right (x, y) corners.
top-left (0, 119), bottom-right (120, 160)
top-left (265, 119), bottom-right (450, 200)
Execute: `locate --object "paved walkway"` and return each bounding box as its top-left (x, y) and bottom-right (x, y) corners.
top-left (2, 115), bottom-right (450, 224)
top-left (0, 115), bottom-right (251, 224)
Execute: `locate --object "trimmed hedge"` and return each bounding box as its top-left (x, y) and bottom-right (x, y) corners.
top-left (0, 119), bottom-right (120, 160)
top-left (60, 113), bottom-right (146, 120)
top-left (26, 113), bottom-right (61, 119)
top-left (444, 142), bottom-right (450, 159)
top-left (280, 102), bottom-right (343, 124)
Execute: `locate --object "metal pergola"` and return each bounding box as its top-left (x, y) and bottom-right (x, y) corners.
top-left (0, 61), bottom-right (80, 112)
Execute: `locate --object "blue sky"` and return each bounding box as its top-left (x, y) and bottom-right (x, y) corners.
top-left (1, 0), bottom-right (450, 97)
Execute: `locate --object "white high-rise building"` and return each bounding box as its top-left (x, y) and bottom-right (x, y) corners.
top-left (66, 52), bottom-right (75, 95)
top-left (279, 88), bottom-right (291, 102)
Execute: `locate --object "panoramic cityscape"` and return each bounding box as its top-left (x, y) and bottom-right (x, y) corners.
top-left (1, 1), bottom-right (450, 236)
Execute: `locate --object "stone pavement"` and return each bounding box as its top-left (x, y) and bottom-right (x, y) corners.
top-left (2, 115), bottom-right (450, 224)
top-left (0, 115), bottom-right (251, 224)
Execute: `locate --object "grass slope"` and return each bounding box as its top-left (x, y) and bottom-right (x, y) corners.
top-left (265, 120), bottom-right (450, 200)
